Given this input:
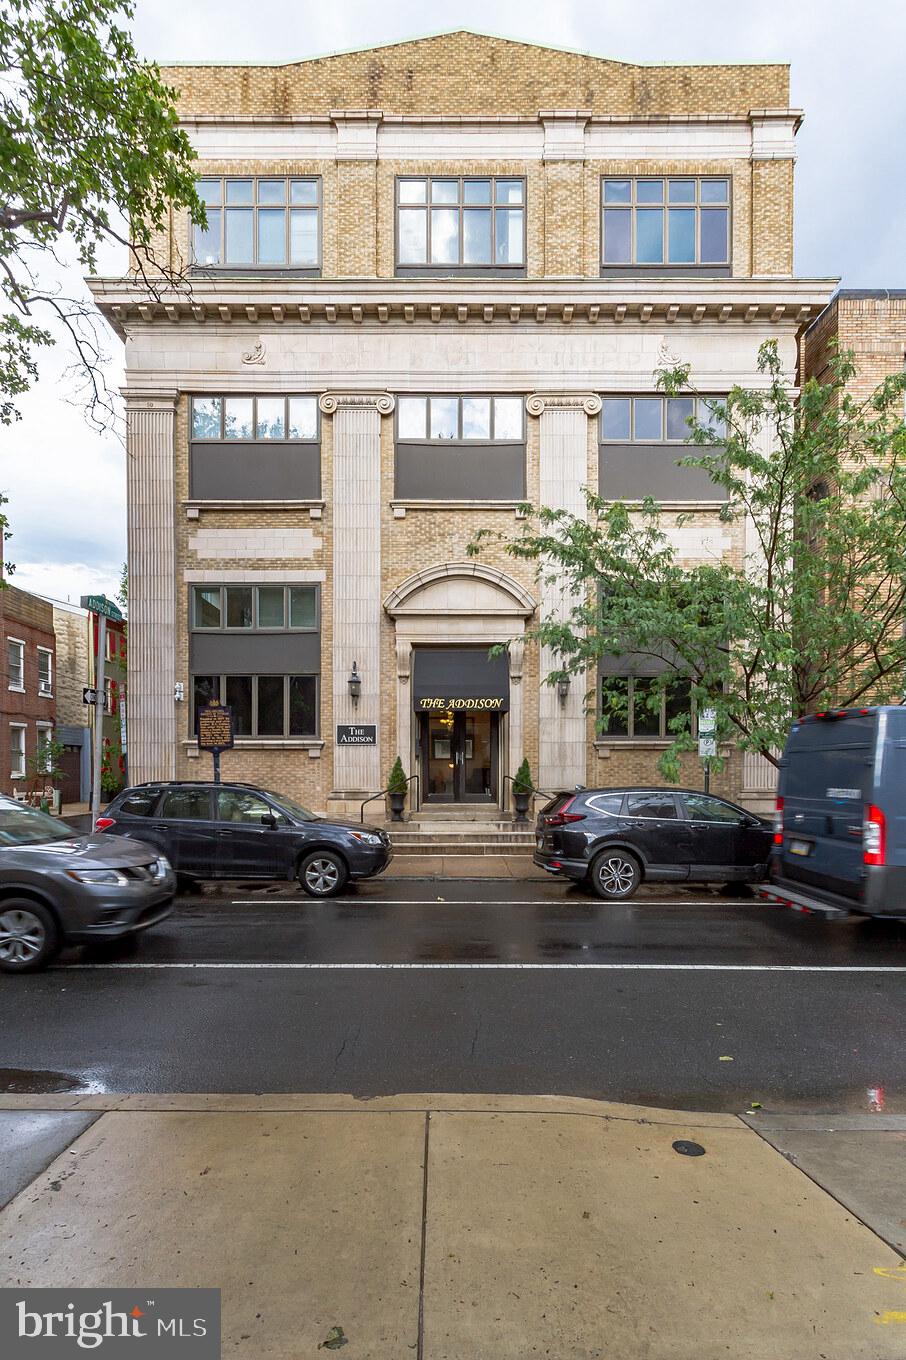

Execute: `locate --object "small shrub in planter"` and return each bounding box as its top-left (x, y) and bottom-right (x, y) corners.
top-left (512, 758), bottom-right (533, 822)
top-left (387, 757), bottom-right (408, 821)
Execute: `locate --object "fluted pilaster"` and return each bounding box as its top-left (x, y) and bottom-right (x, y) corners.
top-left (125, 390), bottom-right (178, 784)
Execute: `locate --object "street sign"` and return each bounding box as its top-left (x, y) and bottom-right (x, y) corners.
top-left (197, 701), bottom-right (234, 753)
top-left (336, 724), bottom-right (376, 745)
top-left (82, 686), bottom-right (107, 710)
top-left (698, 707), bottom-right (717, 758)
top-left (80, 594), bottom-right (124, 622)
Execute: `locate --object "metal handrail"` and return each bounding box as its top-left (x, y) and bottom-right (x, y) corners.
top-left (359, 773), bottom-right (420, 823)
top-left (502, 774), bottom-right (559, 805)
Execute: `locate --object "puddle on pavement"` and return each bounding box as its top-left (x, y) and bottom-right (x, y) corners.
top-left (0, 1068), bottom-right (86, 1094)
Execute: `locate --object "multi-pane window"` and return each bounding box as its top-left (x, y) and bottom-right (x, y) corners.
top-left (600, 676), bottom-right (692, 740)
top-left (192, 674), bottom-right (318, 738)
top-left (397, 395), bottom-right (524, 442)
top-left (191, 395), bottom-right (319, 442)
top-left (600, 395), bottom-right (726, 442)
top-left (37, 648), bottom-right (53, 696)
top-left (601, 178), bottom-right (730, 267)
top-left (9, 724), bottom-right (25, 778)
top-left (192, 177), bottom-right (320, 268)
top-left (7, 639), bottom-right (24, 691)
top-left (192, 585), bottom-right (318, 631)
top-left (36, 723), bottom-right (54, 773)
top-left (396, 177), bottom-right (525, 268)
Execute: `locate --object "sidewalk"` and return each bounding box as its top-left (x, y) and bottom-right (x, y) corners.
top-left (1, 1093), bottom-right (904, 1358)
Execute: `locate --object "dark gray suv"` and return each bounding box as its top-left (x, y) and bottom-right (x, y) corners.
top-left (99, 782), bottom-right (392, 897)
top-left (0, 797), bottom-right (174, 972)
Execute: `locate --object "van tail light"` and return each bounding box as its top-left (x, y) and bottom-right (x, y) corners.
top-left (543, 796), bottom-right (586, 828)
top-left (863, 805), bottom-right (886, 866)
top-left (94, 817), bottom-right (115, 832)
top-left (773, 797), bottom-right (784, 846)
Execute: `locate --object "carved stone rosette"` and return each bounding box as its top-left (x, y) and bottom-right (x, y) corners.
top-left (319, 392), bottom-right (396, 416)
top-left (525, 392), bottom-right (602, 417)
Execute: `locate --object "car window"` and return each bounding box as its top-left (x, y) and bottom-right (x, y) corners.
top-left (0, 801), bottom-right (74, 845)
top-left (116, 789), bottom-right (160, 817)
top-left (159, 788), bottom-right (213, 821)
top-left (217, 790), bottom-right (283, 824)
top-left (585, 794), bottom-right (624, 816)
top-left (626, 793), bottom-right (677, 819)
top-left (262, 791), bottom-right (316, 821)
top-left (683, 794), bottom-right (744, 824)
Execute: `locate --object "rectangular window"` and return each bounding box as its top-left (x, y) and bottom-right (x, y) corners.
top-left (36, 723), bottom-right (54, 773)
top-left (191, 395), bottom-right (319, 443)
top-left (191, 585), bottom-right (319, 632)
top-left (600, 676), bottom-right (693, 740)
top-left (192, 675), bottom-right (319, 738)
top-left (600, 396), bottom-right (726, 443)
top-left (9, 724), bottom-right (25, 778)
top-left (396, 177), bottom-right (525, 270)
top-left (192, 177), bottom-right (321, 269)
top-left (7, 639), bottom-right (24, 691)
top-left (396, 395), bottom-right (524, 443)
top-left (602, 177), bottom-right (730, 268)
top-left (37, 648), bottom-right (53, 696)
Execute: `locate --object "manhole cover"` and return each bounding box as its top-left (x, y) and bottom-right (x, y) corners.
top-left (672, 1140), bottom-right (706, 1157)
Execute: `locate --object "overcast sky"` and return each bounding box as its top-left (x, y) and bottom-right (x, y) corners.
top-left (5, 0), bottom-right (905, 604)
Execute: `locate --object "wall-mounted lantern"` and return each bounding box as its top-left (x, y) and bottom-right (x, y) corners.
top-left (348, 661), bottom-right (362, 705)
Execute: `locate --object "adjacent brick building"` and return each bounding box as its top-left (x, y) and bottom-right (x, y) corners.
top-left (90, 31), bottom-right (836, 814)
top-left (0, 585), bottom-right (56, 797)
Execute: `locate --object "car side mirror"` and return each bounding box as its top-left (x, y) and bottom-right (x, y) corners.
top-left (261, 814), bottom-right (278, 828)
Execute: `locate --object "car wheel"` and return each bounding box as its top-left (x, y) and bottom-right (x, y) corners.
top-left (589, 850), bottom-right (641, 901)
top-left (298, 851), bottom-right (348, 899)
top-left (0, 899), bottom-right (60, 973)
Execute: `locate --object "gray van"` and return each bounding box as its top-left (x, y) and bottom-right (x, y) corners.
top-left (760, 705), bottom-right (906, 919)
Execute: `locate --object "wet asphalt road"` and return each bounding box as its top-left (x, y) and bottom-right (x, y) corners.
top-left (1, 877), bottom-right (904, 1113)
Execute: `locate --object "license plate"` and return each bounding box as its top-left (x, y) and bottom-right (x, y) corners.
top-left (536, 836), bottom-right (544, 850)
top-left (789, 839), bottom-right (812, 857)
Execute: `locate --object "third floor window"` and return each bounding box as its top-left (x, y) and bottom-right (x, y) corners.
top-left (192, 177), bottom-right (320, 269)
top-left (396, 177), bottom-right (525, 271)
top-left (601, 177), bottom-right (730, 268)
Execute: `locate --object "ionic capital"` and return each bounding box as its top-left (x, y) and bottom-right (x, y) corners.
top-left (319, 391), bottom-right (395, 416)
top-left (525, 392), bottom-right (601, 417)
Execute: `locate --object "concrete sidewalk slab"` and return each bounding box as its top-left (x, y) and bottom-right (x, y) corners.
top-left (1, 1095), bottom-right (904, 1359)
top-left (0, 1109), bottom-right (425, 1358)
top-left (386, 854), bottom-right (546, 877)
top-left (0, 1111), bottom-right (98, 1210)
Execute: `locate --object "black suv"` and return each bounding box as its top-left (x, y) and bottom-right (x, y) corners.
top-left (98, 782), bottom-right (391, 897)
top-left (534, 788), bottom-right (771, 900)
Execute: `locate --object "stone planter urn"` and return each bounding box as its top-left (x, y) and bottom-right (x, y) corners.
top-left (513, 789), bottom-right (531, 824)
top-left (388, 790), bottom-right (406, 822)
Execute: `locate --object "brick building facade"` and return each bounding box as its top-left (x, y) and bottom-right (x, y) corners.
top-left (90, 31), bottom-right (836, 814)
top-left (0, 585), bottom-right (56, 798)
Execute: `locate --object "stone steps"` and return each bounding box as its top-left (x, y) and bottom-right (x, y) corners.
top-left (389, 823), bottom-right (536, 856)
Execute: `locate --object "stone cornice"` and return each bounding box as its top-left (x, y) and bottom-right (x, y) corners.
top-left (91, 276), bottom-right (838, 339)
top-left (526, 393), bottom-right (601, 417)
top-left (319, 391), bottom-right (395, 414)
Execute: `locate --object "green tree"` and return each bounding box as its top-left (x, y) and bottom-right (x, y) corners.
top-left (471, 341), bottom-right (906, 779)
top-left (0, 0), bottom-right (202, 426)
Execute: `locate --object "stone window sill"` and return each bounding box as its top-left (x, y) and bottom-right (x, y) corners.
top-left (390, 499), bottom-right (525, 518)
top-left (184, 499), bottom-right (324, 520)
top-left (595, 739), bottom-right (730, 756)
top-left (184, 738), bottom-right (324, 759)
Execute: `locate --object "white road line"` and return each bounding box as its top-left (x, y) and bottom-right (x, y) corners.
top-left (54, 962), bottom-right (906, 973)
top-left (226, 899), bottom-right (759, 908)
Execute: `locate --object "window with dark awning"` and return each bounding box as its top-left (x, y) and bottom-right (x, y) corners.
top-left (412, 647), bottom-right (510, 712)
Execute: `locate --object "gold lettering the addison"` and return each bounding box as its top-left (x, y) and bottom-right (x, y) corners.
top-left (417, 697), bottom-right (504, 711)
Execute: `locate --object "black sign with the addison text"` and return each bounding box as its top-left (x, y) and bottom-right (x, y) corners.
top-left (197, 701), bottom-right (235, 753)
top-left (336, 724), bottom-right (376, 745)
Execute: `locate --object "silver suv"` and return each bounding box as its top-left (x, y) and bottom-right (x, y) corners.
top-left (0, 797), bottom-right (174, 973)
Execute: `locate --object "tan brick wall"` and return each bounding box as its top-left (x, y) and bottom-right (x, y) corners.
top-left (161, 33), bottom-right (788, 119)
top-left (751, 159), bottom-right (793, 276)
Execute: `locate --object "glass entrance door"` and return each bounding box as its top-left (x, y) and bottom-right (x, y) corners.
top-left (421, 711), bottom-right (498, 803)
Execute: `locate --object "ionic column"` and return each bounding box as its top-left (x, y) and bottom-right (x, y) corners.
top-left (525, 392), bottom-right (601, 792)
top-left (124, 389), bottom-right (178, 785)
top-left (320, 392), bottom-right (393, 802)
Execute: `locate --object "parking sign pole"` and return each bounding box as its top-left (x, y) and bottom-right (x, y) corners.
top-left (91, 612), bottom-right (106, 830)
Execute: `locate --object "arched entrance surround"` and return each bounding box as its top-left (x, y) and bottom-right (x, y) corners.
top-left (383, 563), bottom-right (537, 810)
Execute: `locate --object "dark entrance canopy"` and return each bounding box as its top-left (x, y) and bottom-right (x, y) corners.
top-left (412, 647), bottom-right (510, 713)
